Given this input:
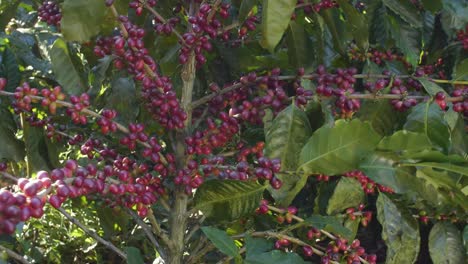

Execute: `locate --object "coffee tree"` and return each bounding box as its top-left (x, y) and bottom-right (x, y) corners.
top-left (0, 0), bottom-right (467, 263)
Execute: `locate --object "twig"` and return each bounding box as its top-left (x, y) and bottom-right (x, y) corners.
top-left (139, 0), bottom-right (184, 41)
top-left (0, 91), bottom-right (168, 165)
top-left (56, 207), bottom-right (127, 260)
top-left (126, 208), bottom-right (167, 259)
top-left (147, 208), bottom-right (174, 250)
top-left (266, 205), bottom-right (369, 264)
top-left (0, 245), bottom-right (31, 264)
top-left (190, 74), bottom-right (467, 108)
top-left (0, 171), bottom-right (19, 182)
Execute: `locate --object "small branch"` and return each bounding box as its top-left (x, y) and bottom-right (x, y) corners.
top-left (0, 245), bottom-right (31, 264)
top-left (126, 208), bottom-right (167, 259)
top-left (147, 208), bottom-right (174, 250)
top-left (56, 207), bottom-right (127, 260)
top-left (266, 205), bottom-right (369, 264)
top-left (139, 0), bottom-right (184, 41)
top-left (0, 171), bottom-right (19, 182)
top-left (0, 91), bottom-right (168, 165)
top-left (187, 242), bottom-right (216, 264)
top-left (191, 74), bottom-right (467, 108)
top-left (216, 247), bottom-right (246, 264)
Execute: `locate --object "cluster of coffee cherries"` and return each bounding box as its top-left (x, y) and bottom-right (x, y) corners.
top-left (296, 0), bottom-right (338, 14)
top-left (185, 112), bottom-right (240, 155)
top-left (64, 93), bottom-right (90, 125)
top-left (345, 204), bottom-right (373, 227)
top-left (94, 15), bottom-right (187, 129)
top-left (451, 87), bottom-right (468, 117)
top-left (129, 0), bottom-right (157, 16)
top-left (344, 171), bottom-right (394, 194)
top-left (11, 82), bottom-right (39, 113)
top-left (315, 66), bottom-right (360, 116)
top-left (38, 1), bottom-right (61, 27)
top-left (39, 86), bottom-right (66, 114)
top-left (456, 25), bottom-right (468, 50)
top-left (97, 109), bottom-right (118, 135)
top-left (323, 238), bottom-right (376, 264)
top-left (120, 123), bottom-right (148, 151)
top-left (275, 206), bottom-right (298, 224)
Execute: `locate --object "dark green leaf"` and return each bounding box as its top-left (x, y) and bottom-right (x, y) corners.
top-left (360, 153), bottom-right (419, 194)
top-left (245, 250), bottom-right (307, 264)
top-left (201, 227), bottom-right (239, 257)
top-left (61, 0), bottom-right (107, 42)
top-left (245, 236), bottom-right (274, 259)
top-left (418, 78), bottom-right (446, 96)
top-left (286, 21), bottom-right (313, 68)
top-left (441, 0), bottom-right (468, 34)
top-left (368, 1), bottom-right (392, 46)
top-left (299, 119), bottom-right (381, 175)
top-left (401, 150), bottom-right (467, 163)
top-left (326, 178), bottom-right (365, 215)
top-left (1, 48), bottom-right (21, 92)
top-left (304, 215), bottom-right (354, 240)
top-left (0, 1), bottom-right (20, 29)
top-left (239, 0), bottom-right (259, 22)
top-left (265, 104), bottom-right (312, 205)
top-left (124, 247), bottom-right (144, 264)
top-left (0, 107), bottom-right (25, 162)
top-left (403, 102), bottom-right (450, 152)
top-left (421, 0), bottom-right (442, 13)
top-left (336, 0), bottom-right (368, 51)
top-left (463, 226), bottom-right (468, 256)
top-left (23, 125), bottom-right (53, 172)
top-left (106, 78), bottom-right (138, 125)
top-left (260, 0), bottom-right (297, 52)
top-left (383, 0), bottom-right (422, 28)
top-left (429, 222), bottom-right (465, 264)
top-left (453, 58), bottom-right (468, 80)
top-left (50, 38), bottom-right (85, 94)
top-left (388, 15), bottom-right (421, 67)
top-left (377, 194), bottom-right (420, 264)
top-left (401, 162), bottom-right (468, 177)
top-left (194, 180), bottom-right (265, 221)
top-left (377, 130), bottom-right (432, 152)
top-left (357, 100), bottom-right (404, 136)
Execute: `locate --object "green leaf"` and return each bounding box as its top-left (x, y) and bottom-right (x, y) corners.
top-left (304, 215), bottom-right (354, 240)
top-left (344, 218), bottom-right (360, 240)
top-left (194, 180), bottom-right (266, 221)
top-left (403, 102), bottom-right (450, 152)
top-left (124, 247), bottom-right (144, 264)
top-left (50, 38), bottom-right (85, 94)
top-left (429, 222), bottom-right (465, 264)
top-left (360, 153), bottom-right (419, 194)
top-left (265, 104), bottom-right (312, 205)
top-left (286, 21), bottom-right (313, 68)
top-left (401, 162), bottom-right (468, 177)
top-left (245, 250), bottom-right (307, 264)
top-left (401, 150), bottom-right (467, 163)
top-left (326, 178), bottom-right (365, 215)
top-left (377, 130), bottom-right (432, 152)
top-left (299, 119), bottom-right (381, 175)
top-left (0, 1), bottom-right (20, 30)
top-left (0, 107), bottom-right (25, 162)
top-left (453, 58), bottom-right (468, 81)
top-left (105, 78), bottom-right (138, 125)
top-left (463, 225), bottom-right (468, 256)
top-left (1, 48), bottom-right (21, 92)
top-left (368, 1), bottom-right (392, 46)
top-left (418, 78), bottom-right (446, 96)
top-left (260, 0), bottom-right (297, 52)
top-left (377, 194), bottom-right (420, 264)
top-left (357, 100), bottom-right (404, 136)
top-left (441, 0), bottom-right (468, 34)
top-left (421, 0), bottom-right (443, 13)
top-left (245, 236), bottom-right (274, 259)
top-left (336, 0), bottom-right (368, 51)
top-left (61, 0), bottom-right (107, 42)
top-left (201, 227), bottom-right (239, 257)
top-left (239, 0), bottom-right (259, 22)
top-left (383, 0), bottom-right (423, 28)
top-left (388, 15), bottom-right (421, 67)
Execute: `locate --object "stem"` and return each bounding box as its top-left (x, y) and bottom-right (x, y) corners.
top-left (56, 207), bottom-right (127, 260)
top-left (191, 74), bottom-right (467, 108)
top-left (139, 0), bottom-right (184, 42)
top-left (0, 91), bottom-right (168, 165)
top-left (126, 208), bottom-right (167, 259)
top-left (0, 245), bottom-right (31, 264)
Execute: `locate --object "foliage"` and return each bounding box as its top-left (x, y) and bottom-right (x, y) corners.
top-left (0, 0), bottom-right (466, 264)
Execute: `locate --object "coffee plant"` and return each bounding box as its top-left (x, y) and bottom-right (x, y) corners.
top-left (0, 0), bottom-right (467, 263)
